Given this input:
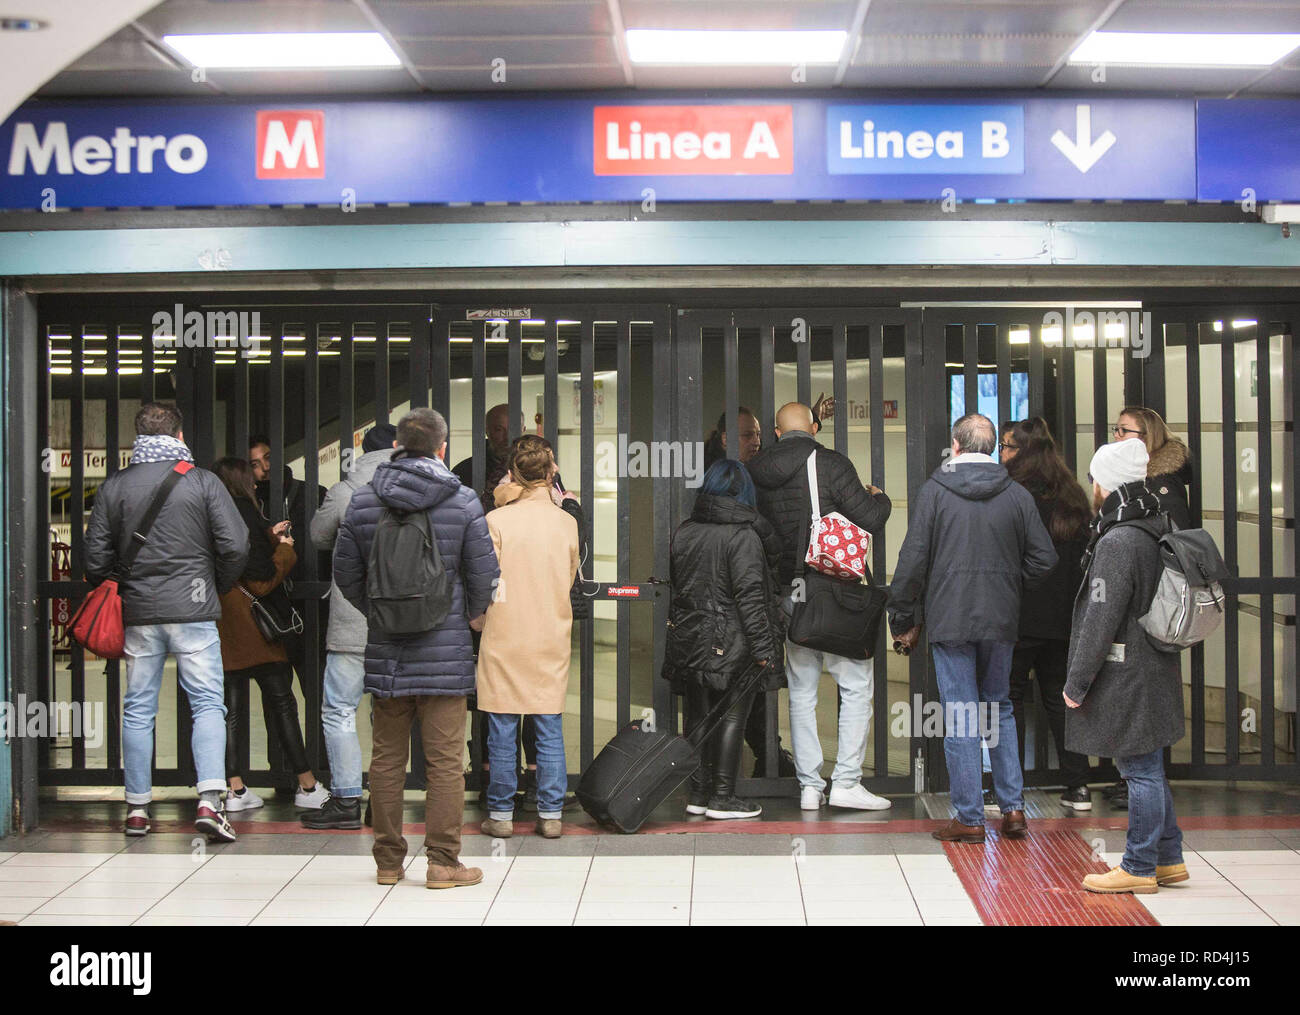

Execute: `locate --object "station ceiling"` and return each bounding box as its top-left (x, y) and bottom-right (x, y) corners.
top-left (32, 0), bottom-right (1300, 100)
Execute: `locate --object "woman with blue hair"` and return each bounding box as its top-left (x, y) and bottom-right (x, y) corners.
top-left (662, 458), bottom-right (783, 820)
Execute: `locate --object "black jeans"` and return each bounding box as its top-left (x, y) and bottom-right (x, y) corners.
top-left (684, 682), bottom-right (758, 801)
top-left (225, 662), bottom-right (311, 780)
top-left (1007, 637), bottom-right (1090, 789)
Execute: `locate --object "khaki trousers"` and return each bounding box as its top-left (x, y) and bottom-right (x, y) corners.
top-left (370, 694), bottom-right (467, 870)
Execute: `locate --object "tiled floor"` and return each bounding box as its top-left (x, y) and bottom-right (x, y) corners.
top-left (1, 829), bottom-right (1296, 926)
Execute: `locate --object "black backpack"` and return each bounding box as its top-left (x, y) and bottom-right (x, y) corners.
top-left (365, 506), bottom-right (452, 636)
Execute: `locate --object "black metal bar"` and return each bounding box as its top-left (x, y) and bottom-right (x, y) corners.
top-left (759, 324), bottom-right (775, 455)
top-left (1293, 319), bottom-right (1300, 778)
top-left (996, 322), bottom-right (1011, 428)
top-left (303, 325), bottom-right (323, 773)
top-left (906, 311), bottom-right (930, 790)
top-left (233, 345), bottom-right (249, 467)
top-left (616, 321), bottom-right (632, 729)
top-left (140, 317), bottom-right (155, 403)
top-left (1256, 320), bottom-right (1275, 766)
top-left (508, 319), bottom-right (522, 443)
top-left (580, 321), bottom-right (595, 771)
top-left (652, 313), bottom-right (674, 735)
top-left (832, 322), bottom-right (848, 454)
top-left (193, 344), bottom-right (215, 469)
top-left (339, 328), bottom-right (355, 475)
top-left (69, 328), bottom-right (86, 771)
top-left (36, 320), bottom-right (51, 784)
top-left (105, 328), bottom-right (122, 773)
top-left (410, 305), bottom-right (431, 410)
top-left (1185, 319), bottom-right (1205, 766)
top-left (869, 323), bottom-right (888, 776)
top-left (1093, 341), bottom-right (1109, 451)
top-left (268, 328), bottom-right (285, 521)
top-left (1222, 328), bottom-right (1240, 766)
top-left (543, 319), bottom-right (558, 452)
top-left (471, 321), bottom-right (486, 497)
top-left (1062, 339), bottom-right (1078, 475)
top-left (374, 323), bottom-right (390, 430)
top-left (724, 317), bottom-right (739, 460)
top-left (963, 323), bottom-right (978, 419)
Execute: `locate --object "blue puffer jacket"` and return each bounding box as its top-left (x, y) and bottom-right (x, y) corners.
top-left (334, 452), bottom-right (499, 698)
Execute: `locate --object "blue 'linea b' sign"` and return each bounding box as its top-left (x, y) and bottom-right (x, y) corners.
top-left (0, 93), bottom-right (1289, 209)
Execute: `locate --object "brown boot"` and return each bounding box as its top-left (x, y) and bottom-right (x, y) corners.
top-left (427, 862), bottom-right (484, 890)
top-left (1082, 866), bottom-right (1157, 894)
top-left (1156, 862), bottom-right (1189, 886)
top-left (376, 868), bottom-right (405, 886)
top-left (479, 817), bottom-right (513, 838)
top-left (932, 818), bottom-right (986, 843)
top-left (1001, 810), bottom-right (1028, 839)
top-left (535, 818), bottom-right (562, 839)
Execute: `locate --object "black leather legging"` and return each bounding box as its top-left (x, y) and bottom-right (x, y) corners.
top-left (224, 663), bottom-right (310, 779)
top-left (684, 682), bottom-right (758, 801)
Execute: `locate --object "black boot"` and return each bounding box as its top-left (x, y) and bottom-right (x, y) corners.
top-left (684, 686), bottom-right (713, 815)
top-left (301, 795), bottom-right (362, 830)
top-left (706, 684), bottom-right (760, 820)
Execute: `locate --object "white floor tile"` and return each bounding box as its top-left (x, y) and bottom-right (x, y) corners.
top-left (202, 855), bottom-right (312, 872)
top-left (275, 883), bottom-right (392, 903)
top-left (0, 880), bottom-right (80, 897)
top-left (134, 916), bottom-right (250, 926)
top-left (491, 885), bottom-right (586, 903)
top-left (21, 914), bottom-right (136, 926)
top-left (366, 916), bottom-right (486, 926)
top-left (803, 898), bottom-right (920, 921)
top-left (484, 901), bottom-right (577, 925)
top-left (798, 882), bottom-right (915, 902)
top-left (144, 897), bottom-right (268, 919)
top-left (33, 895), bottom-right (157, 917)
top-left (1248, 899), bottom-right (1300, 924)
top-left (0, 897), bottom-right (56, 916)
top-left (689, 901), bottom-right (805, 922)
top-left (1197, 850), bottom-right (1300, 867)
top-left (917, 900), bottom-right (983, 923)
top-left (256, 901), bottom-right (378, 920)
top-left (691, 916), bottom-right (806, 926)
top-left (57, 881), bottom-right (179, 900)
top-left (249, 916), bottom-right (367, 926)
top-left (0, 853), bottom-right (14, 864)
top-left (689, 882), bottom-right (801, 903)
top-left (575, 917), bottom-right (690, 926)
top-left (1149, 912), bottom-right (1277, 927)
top-left (3, 852), bottom-right (115, 867)
top-left (370, 898), bottom-right (492, 919)
top-left (102, 853), bottom-right (211, 870)
top-left (575, 901), bottom-right (689, 922)
top-left (808, 914), bottom-right (924, 926)
top-left (692, 856), bottom-right (794, 873)
top-left (1227, 878), bottom-right (1300, 894)
top-left (1139, 896), bottom-right (1271, 916)
top-left (579, 883), bottom-right (693, 903)
top-left (907, 882), bottom-right (975, 902)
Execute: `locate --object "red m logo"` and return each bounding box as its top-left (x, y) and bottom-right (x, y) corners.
top-left (256, 110), bottom-right (325, 179)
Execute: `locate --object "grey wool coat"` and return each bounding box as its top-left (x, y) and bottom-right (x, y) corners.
top-left (1064, 516), bottom-right (1185, 759)
top-left (311, 448), bottom-right (392, 654)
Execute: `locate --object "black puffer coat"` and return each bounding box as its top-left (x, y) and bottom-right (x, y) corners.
top-left (747, 431), bottom-right (892, 587)
top-left (1145, 437), bottom-right (1195, 531)
top-left (662, 494), bottom-right (784, 694)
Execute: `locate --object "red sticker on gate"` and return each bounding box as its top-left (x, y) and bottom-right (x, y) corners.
top-left (593, 105), bottom-right (793, 176)
top-left (605, 586), bottom-right (641, 598)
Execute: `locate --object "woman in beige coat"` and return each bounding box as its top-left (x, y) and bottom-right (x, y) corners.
top-left (475, 435), bottom-right (581, 839)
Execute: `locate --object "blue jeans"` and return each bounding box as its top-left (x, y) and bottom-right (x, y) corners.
top-left (486, 712), bottom-right (566, 820)
top-left (931, 640), bottom-right (1023, 826)
top-left (322, 651), bottom-right (366, 798)
top-left (123, 622), bottom-right (227, 805)
top-left (1116, 749), bottom-right (1184, 877)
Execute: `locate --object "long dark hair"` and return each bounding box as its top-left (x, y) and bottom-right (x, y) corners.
top-left (213, 457), bottom-right (260, 510)
top-left (1004, 418), bottom-right (1090, 543)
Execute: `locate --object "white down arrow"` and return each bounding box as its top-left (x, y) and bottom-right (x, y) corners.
top-left (1050, 104), bottom-right (1116, 173)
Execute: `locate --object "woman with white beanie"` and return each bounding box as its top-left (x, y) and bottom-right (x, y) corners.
top-left (1064, 439), bottom-right (1188, 894)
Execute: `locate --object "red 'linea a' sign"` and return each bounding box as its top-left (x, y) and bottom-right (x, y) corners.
top-left (593, 105), bottom-right (793, 176)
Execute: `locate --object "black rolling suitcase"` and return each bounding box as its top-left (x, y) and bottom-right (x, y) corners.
top-left (577, 664), bottom-right (765, 833)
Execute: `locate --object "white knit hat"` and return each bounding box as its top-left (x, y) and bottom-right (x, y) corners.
top-left (1089, 439), bottom-right (1149, 493)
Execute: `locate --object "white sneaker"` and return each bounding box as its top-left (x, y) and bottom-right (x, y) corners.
top-left (224, 788), bottom-right (264, 812)
top-left (294, 784), bottom-right (331, 810)
top-left (800, 787), bottom-right (827, 811)
top-left (828, 784), bottom-right (892, 811)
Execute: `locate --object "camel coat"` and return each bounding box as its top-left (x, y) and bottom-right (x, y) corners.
top-left (476, 482), bottom-right (581, 714)
top-left (217, 501), bottom-right (297, 672)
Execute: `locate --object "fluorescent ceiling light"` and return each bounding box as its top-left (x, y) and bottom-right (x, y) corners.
top-left (625, 29), bottom-right (847, 65)
top-left (1069, 31), bottom-right (1300, 67)
top-left (161, 32), bottom-right (401, 69)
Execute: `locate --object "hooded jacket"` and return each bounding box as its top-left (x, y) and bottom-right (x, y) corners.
top-left (310, 447), bottom-right (392, 654)
top-left (662, 493), bottom-right (784, 693)
top-left (1065, 494), bottom-right (1184, 758)
top-left (84, 458), bottom-right (248, 626)
top-left (333, 453), bottom-right (500, 698)
top-left (747, 431), bottom-right (892, 587)
top-left (1145, 437), bottom-right (1194, 531)
top-left (887, 458), bottom-right (1058, 644)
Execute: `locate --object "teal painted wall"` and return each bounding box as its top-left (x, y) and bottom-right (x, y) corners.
top-left (1, 219), bottom-right (1300, 277)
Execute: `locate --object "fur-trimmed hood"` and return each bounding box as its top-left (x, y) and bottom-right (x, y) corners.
top-left (1147, 436), bottom-right (1190, 479)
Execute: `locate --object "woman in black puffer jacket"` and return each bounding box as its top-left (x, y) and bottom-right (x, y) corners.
top-left (663, 459), bottom-right (783, 821)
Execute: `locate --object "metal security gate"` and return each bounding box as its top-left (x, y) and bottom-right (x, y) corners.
top-left (675, 308), bottom-right (924, 795)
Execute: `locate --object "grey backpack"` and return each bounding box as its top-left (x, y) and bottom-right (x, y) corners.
top-left (365, 506), bottom-right (452, 636)
top-left (1136, 525), bottom-right (1231, 652)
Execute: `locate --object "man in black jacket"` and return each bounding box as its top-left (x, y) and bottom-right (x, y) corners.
top-left (84, 402), bottom-right (248, 843)
top-left (748, 402), bottom-right (893, 812)
top-left (888, 413), bottom-right (1057, 845)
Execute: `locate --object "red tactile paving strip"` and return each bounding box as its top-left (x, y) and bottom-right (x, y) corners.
top-left (944, 828), bottom-right (1159, 927)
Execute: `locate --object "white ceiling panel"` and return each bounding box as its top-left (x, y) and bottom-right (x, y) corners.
top-left (852, 34), bottom-right (1073, 68)
top-left (412, 64), bottom-right (628, 90)
top-left (206, 67), bottom-right (423, 93)
top-left (619, 0), bottom-right (860, 32)
top-left (863, 0), bottom-right (1112, 38)
top-left (840, 62), bottom-right (1054, 88)
top-left (1102, 0), bottom-right (1300, 34)
top-left (1047, 64), bottom-right (1271, 93)
top-left (136, 0), bottom-right (370, 35)
top-left (371, 1), bottom-right (613, 37)
top-left (398, 35), bottom-right (619, 68)
top-left (630, 64), bottom-right (842, 88)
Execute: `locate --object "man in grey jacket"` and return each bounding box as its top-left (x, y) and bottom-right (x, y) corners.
top-left (84, 402), bottom-right (248, 842)
top-left (301, 422), bottom-right (397, 830)
top-left (888, 413), bottom-right (1057, 844)
top-left (1066, 439), bottom-right (1186, 894)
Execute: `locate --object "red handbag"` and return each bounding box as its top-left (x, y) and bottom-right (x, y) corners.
top-left (67, 461), bottom-right (194, 659)
top-left (803, 449), bottom-right (872, 581)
